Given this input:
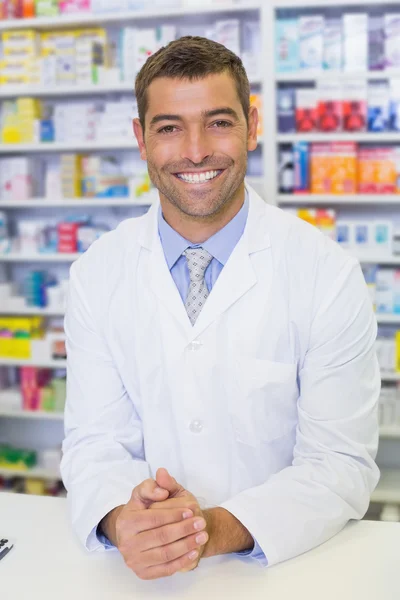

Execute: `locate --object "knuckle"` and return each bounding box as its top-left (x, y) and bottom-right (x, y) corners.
top-left (157, 526), bottom-right (169, 546)
top-left (159, 545), bottom-right (172, 563)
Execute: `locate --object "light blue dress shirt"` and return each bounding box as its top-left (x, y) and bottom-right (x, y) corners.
top-left (98, 192), bottom-right (267, 566)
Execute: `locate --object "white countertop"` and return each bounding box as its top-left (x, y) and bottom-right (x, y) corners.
top-left (1, 492), bottom-right (400, 600)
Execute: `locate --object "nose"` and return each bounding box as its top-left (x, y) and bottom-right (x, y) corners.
top-left (180, 128), bottom-right (211, 165)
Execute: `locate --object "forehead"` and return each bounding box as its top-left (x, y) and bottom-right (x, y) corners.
top-left (145, 73), bottom-right (242, 121)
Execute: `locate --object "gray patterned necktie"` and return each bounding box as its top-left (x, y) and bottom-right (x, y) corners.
top-left (183, 247), bottom-right (213, 325)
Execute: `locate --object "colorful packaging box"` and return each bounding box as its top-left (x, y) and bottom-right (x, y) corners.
top-left (34, 0), bottom-right (59, 16)
top-left (358, 147), bottom-right (397, 194)
top-left (323, 19), bottom-right (342, 71)
top-left (384, 14), bottom-right (400, 72)
top-left (369, 16), bottom-right (385, 71)
top-left (376, 269), bottom-right (394, 314)
top-left (59, 0), bottom-right (90, 12)
top-left (58, 222), bottom-right (79, 253)
top-left (343, 13), bottom-right (368, 72)
top-left (278, 146), bottom-right (294, 194)
top-left (299, 15), bottom-right (324, 71)
top-left (368, 82), bottom-right (390, 131)
top-left (342, 80), bottom-right (367, 132)
top-left (330, 142), bottom-right (357, 194)
top-left (250, 93), bottom-right (263, 137)
top-left (277, 88), bottom-right (296, 133)
top-left (293, 141), bottom-right (310, 193)
top-left (389, 80), bottom-right (400, 131)
top-left (295, 88), bottom-right (318, 132)
top-left (275, 18), bottom-right (299, 73)
top-left (317, 81), bottom-right (342, 132)
top-left (310, 143), bottom-right (332, 194)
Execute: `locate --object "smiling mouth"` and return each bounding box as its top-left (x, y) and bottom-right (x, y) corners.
top-left (174, 169), bottom-right (224, 184)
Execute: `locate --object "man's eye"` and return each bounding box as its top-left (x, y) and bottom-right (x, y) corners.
top-left (212, 121), bottom-right (232, 128)
top-left (159, 125), bottom-right (177, 134)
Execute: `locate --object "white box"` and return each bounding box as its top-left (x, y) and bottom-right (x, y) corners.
top-left (299, 15), bottom-right (324, 72)
top-left (343, 13), bottom-right (368, 72)
top-left (384, 14), bottom-right (400, 72)
top-left (376, 269), bottom-right (394, 314)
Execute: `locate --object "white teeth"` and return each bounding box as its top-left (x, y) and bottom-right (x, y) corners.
top-left (177, 170), bottom-right (220, 183)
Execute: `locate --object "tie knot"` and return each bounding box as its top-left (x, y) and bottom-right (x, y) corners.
top-left (183, 247), bottom-right (213, 282)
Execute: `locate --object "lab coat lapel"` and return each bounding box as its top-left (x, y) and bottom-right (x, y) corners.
top-left (138, 199), bottom-right (193, 334)
top-left (190, 186), bottom-right (271, 338)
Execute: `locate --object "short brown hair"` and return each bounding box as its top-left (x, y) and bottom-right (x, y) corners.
top-left (135, 36), bottom-right (250, 130)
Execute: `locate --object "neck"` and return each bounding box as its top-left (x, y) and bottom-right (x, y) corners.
top-left (159, 184), bottom-right (245, 244)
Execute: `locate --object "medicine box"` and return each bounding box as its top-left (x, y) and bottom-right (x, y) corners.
top-left (275, 19), bottom-right (299, 73)
top-left (323, 19), bottom-right (342, 71)
top-left (317, 81), bottom-right (342, 132)
top-left (368, 83), bottom-right (389, 131)
top-left (295, 88), bottom-right (318, 132)
top-left (299, 15), bottom-right (324, 71)
top-left (343, 13), bottom-right (368, 72)
top-left (277, 88), bottom-right (296, 133)
top-left (293, 141), bottom-right (309, 193)
top-left (384, 14), bottom-right (400, 72)
top-left (342, 80), bottom-right (367, 132)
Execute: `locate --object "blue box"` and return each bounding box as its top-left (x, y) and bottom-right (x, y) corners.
top-left (293, 141), bottom-right (310, 192)
top-left (277, 88), bottom-right (296, 133)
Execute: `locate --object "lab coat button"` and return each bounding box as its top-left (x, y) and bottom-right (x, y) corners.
top-left (188, 341), bottom-right (203, 351)
top-left (189, 420), bottom-right (204, 433)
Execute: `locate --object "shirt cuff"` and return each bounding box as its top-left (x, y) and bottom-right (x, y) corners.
top-left (236, 538), bottom-right (268, 566)
top-left (96, 524), bottom-right (117, 551)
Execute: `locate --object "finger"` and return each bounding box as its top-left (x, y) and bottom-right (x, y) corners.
top-left (141, 530), bottom-right (209, 567)
top-left (125, 508), bottom-right (194, 536)
top-left (156, 468), bottom-right (186, 498)
top-left (138, 548), bottom-right (205, 580)
top-left (128, 479), bottom-right (169, 509)
top-left (137, 516), bottom-right (207, 552)
top-left (148, 497), bottom-right (199, 513)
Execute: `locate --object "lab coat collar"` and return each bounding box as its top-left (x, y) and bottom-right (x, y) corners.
top-left (138, 184), bottom-right (271, 340)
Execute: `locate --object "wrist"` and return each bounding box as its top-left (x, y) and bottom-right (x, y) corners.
top-left (202, 507), bottom-right (254, 558)
top-left (99, 505), bottom-right (124, 546)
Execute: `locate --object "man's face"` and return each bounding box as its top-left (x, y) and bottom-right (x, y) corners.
top-left (133, 72), bottom-right (258, 219)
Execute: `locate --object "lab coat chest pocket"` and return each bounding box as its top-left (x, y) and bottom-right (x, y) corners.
top-left (230, 358), bottom-right (299, 446)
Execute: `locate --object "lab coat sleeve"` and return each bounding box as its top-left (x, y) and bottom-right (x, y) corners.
top-left (60, 257), bottom-right (150, 553)
top-left (220, 256), bottom-right (380, 567)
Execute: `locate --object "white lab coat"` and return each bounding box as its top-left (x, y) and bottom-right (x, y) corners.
top-left (61, 185), bottom-right (380, 567)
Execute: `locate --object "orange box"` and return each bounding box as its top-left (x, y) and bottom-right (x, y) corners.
top-left (311, 143), bottom-right (332, 194)
top-left (250, 93), bottom-right (263, 137)
top-left (358, 148), bottom-right (396, 193)
top-left (330, 142), bottom-right (357, 194)
top-left (22, 0), bottom-right (35, 17)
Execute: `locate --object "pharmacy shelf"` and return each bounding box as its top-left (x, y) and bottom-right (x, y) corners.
top-left (0, 253), bottom-right (79, 263)
top-left (376, 315), bottom-right (400, 325)
top-left (0, 466), bottom-right (60, 480)
top-left (380, 427), bottom-right (400, 440)
top-left (277, 195), bottom-right (400, 206)
top-left (277, 133), bottom-right (400, 143)
top-left (0, 196), bottom-right (157, 208)
top-left (350, 256), bottom-right (400, 266)
top-left (0, 306), bottom-right (64, 316)
top-left (0, 77), bottom-right (262, 100)
top-left (0, 139), bottom-right (139, 154)
top-left (276, 71), bottom-right (400, 82)
top-left (0, 137), bottom-right (263, 155)
top-left (0, 389), bottom-right (64, 421)
top-left (381, 373), bottom-right (400, 382)
top-left (0, 357), bottom-right (66, 368)
top-left (371, 469), bottom-right (400, 505)
top-left (0, 2), bottom-right (262, 32)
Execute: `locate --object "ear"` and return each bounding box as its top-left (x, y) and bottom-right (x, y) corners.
top-left (133, 118), bottom-right (147, 161)
top-left (247, 105), bottom-right (259, 152)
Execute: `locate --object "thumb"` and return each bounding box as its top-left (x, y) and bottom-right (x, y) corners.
top-left (128, 478), bottom-right (169, 510)
top-left (156, 468), bottom-right (187, 498)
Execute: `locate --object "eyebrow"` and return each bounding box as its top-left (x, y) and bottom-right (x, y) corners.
top-left (149, 107), bottom-right (240, 127)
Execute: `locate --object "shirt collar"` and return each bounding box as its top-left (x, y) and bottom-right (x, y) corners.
top-left (158, 191), bottom-right (249, 270)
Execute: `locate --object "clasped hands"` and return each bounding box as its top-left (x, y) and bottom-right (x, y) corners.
top-left (105, 467), bottom-right (212, 580)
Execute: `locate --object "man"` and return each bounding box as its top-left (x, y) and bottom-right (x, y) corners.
top-left (61, 36), bottom-right (380, 581)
